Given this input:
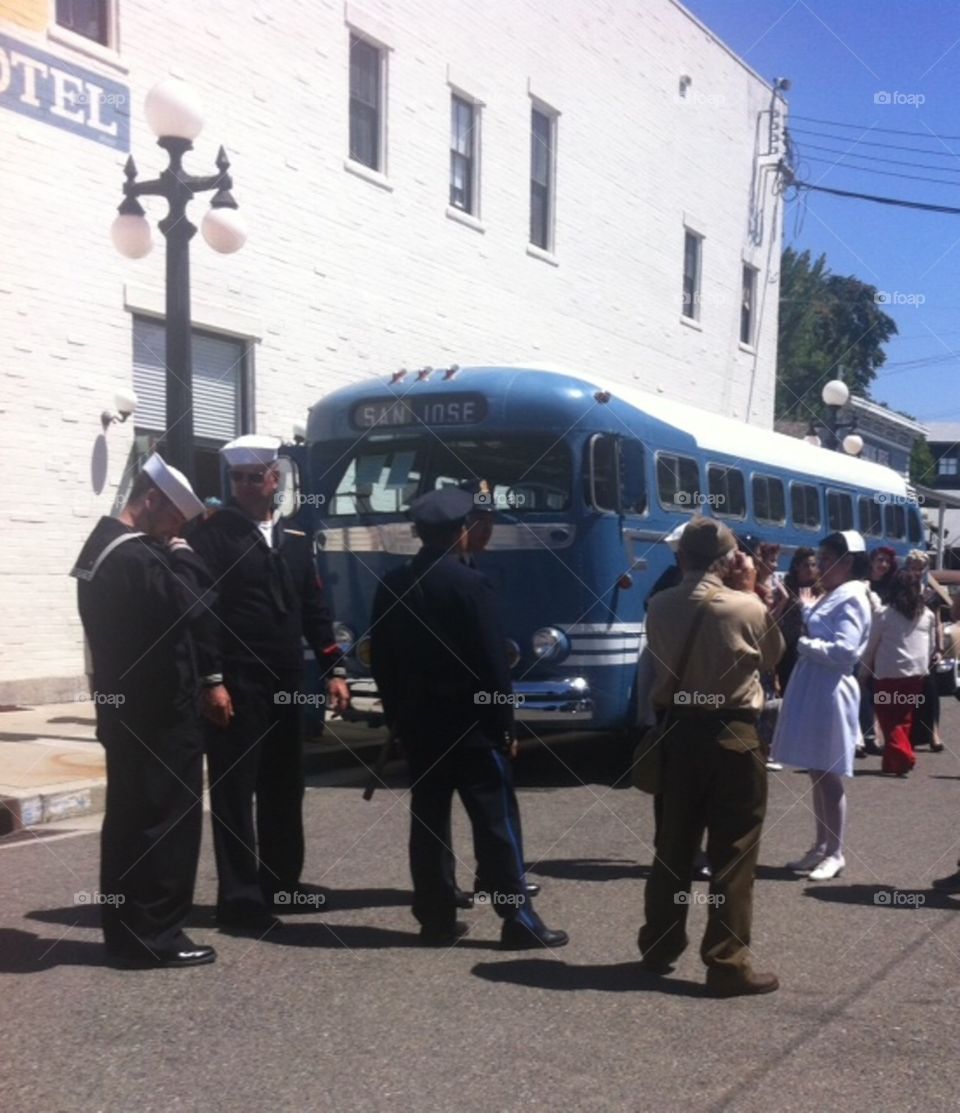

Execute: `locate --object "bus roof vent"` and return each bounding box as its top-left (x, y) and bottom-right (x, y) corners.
top-left (390, 368), bottom-right (407, 383)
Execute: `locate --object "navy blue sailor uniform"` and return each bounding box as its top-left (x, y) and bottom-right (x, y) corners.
top-left (190, 506), bottom-right (340, 920)
top-left (370, 533), bottom-right (537, 935)
top-left (72, 517), bottom-right (213, 961)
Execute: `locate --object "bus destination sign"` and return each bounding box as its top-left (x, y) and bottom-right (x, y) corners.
top-left (351, 393), bottom-right (488, 430)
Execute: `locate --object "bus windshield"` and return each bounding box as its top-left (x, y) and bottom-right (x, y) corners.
top-left (318, 436), bottom-right (572, 517)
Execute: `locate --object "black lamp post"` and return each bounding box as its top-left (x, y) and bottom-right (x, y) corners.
top-left (804, 379), bottom-right (864, 456)
top-left (112, 79), bottom-right (245, 482)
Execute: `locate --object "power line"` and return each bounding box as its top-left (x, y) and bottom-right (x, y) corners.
top-left (798, 140), bottom-right (960, 175)
top-left (789, 179), bottom-right (960, 214)
top-left (790, 125), bottom-right (960, 158)
top-left (791, 113), bottom-right (960, 141)
top-left (800, 155), bottom-right (960, 187)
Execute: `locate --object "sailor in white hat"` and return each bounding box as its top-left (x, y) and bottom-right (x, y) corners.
top-left (70, 452), bottom-right (215, 968)
top-left (190, 434), bottom-right (350, 933)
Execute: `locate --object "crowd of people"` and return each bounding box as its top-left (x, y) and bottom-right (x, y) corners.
top-left (72, 447), bottom-right (956, 994)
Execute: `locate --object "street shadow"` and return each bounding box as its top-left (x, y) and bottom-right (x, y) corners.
top-left (48, 716), bottom-right (97, 726)
top-left (530, 857), bottom-right (651, 882)
top-left (259, 921), bottom-right (494, 950)
top-left (471, 958), bottom-right (704, 996)
top-left (0, 928), bottom-right (108, 972)
top-left (802, 884), bottom-right (960, 911)
top-left (0, 732), bottom-right (99, 744)
top-left (930, 775), bottom-right (960, 781)
top-left (755, 864), bottom-right (807, 882)
top-left (28, 906), bottom-right (101, 929)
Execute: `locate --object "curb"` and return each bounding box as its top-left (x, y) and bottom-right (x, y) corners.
top-left (0, 779), bottom-right (107, 836)
top-left (0, 740), bottom-right (384, 835)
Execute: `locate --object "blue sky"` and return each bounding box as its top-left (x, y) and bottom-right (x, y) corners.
top-left (685, 0), bottom-right (960, 425)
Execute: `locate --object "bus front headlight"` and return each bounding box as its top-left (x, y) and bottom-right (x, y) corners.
top-left (532, 627), bottom-right (569, 662)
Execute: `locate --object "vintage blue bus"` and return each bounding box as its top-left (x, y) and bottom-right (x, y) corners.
top-left (297, 365), bottom-right (922, 735)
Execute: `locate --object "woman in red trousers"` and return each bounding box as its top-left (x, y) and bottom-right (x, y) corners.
top-left (861, 570), bottom-right (936, 777)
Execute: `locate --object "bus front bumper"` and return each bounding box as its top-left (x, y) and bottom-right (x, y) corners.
top-left (342, 676), bottom-right (594, 725)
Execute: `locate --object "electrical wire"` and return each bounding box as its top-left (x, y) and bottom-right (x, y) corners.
top-left (790, 126), bottom-right (960, 158)
top-left (799, 156), bottom-right (960, 187)
top-left (791, 113), bottom-right (960, 141)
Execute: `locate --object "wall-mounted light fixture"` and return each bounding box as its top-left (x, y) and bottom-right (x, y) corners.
top-left (101, 388), bottom-right (138, 430)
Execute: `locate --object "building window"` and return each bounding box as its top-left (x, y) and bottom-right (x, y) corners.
top-left (740, 264), bottom-right (757, 345)
top-left (530, 106), bottom-right (555, 250)
top-left (939, 456), bottom-right (958, 476)
top-left (132, 317), bottom-right (249, 498)
top-left (682, 231), bottom-right (702, 320)
top-left (55, 0), bottom-right (110, 45)
top-left (349, 34), bottom-right (383, 171)
top-left (450, 95), bottom-right (477, 214)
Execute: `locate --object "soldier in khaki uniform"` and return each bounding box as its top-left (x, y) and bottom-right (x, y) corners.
top-left (638, 517), bottom-right (785, 997)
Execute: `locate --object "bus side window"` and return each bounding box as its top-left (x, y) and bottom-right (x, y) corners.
top-left (620, 439), bottom-right (647, 515)
top-left (859, 495), bottom-right (883, 537)
top-left (907, 505), bottom-right (923, 544)
top-left (884, 503), bottom-right (906, 540)
top-left (587, 434), bottom-right (619, 512)
top-left (791, 482), bottom-right (821, 530)
top-left (753, 474), bottom-right (785, 524)
top-left (827, 489), bottom-right (854, 531)
top-left (708, 464), bottom-right (746, 518)
top-left (657, 452), bottom-right (700, 511)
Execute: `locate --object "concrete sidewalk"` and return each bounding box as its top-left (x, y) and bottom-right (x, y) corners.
top-left (0, 701), bottom-right (385, 835)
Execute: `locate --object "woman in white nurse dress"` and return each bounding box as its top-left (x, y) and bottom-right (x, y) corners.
top-left (772, 531), bottom-right (873, 881)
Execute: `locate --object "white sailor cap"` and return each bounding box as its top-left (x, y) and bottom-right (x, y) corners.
top-left (142, 453), bottom-right (204, 520)
top-left (663, 521), bottom-right (687, 552)
top-left (838, 530), bottom-right (866, 554)
top-left (220, 434), bottom-right (281, 468)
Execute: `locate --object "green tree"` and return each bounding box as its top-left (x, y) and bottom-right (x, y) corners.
top-left (776, 248), bottom-right (898, 420)
top-left (910, 436), bottom-right (937, 488)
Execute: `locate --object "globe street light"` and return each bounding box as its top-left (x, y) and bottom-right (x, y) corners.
top-left (805, 378), bottom-right (863, 455)
top-left (111, 78), bottom-right (245, 481)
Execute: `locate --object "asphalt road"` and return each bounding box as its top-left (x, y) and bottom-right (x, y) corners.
top-left (4, 702), bottom-right (960, 1112)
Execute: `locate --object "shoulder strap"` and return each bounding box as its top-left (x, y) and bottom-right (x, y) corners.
top-left (70, 531), bottom-right (145, 582)
top-left (666, 587), bottom-right (721, 702)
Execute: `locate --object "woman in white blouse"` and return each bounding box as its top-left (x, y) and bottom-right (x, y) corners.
top-left (772, 531), bottom-right (873, 881)
top-left (861, 570), bottom-right (936, 776)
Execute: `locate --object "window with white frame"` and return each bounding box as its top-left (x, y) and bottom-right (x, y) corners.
top-left (450, 94), bottom-right (478, 214)
top-left (530, 106), bottom-right (555, 250)
top-left (740, 264), bottom-right (758, 345)
top-left (55, 0), bottom-right (111, 46)
top-left (939, 456), bottom-right (959, 476)
top-left (132, 317), bottom-right (249, 498)
top-left (682, 230), bottom-right (702, 320)
top-left (349, 33), bottom-right (384, 171)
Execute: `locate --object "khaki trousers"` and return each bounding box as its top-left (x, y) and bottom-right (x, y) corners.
top-left (639, 716), bottom-right (767, 982)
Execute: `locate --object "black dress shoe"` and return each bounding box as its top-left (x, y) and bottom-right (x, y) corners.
top-left (500, 912), bottom-right (568, 950)
top-left (454, 888), bottom-right (474, 909)
top-left (639, 956), bottom-right (675, 976)
top-left (111, 943), bottom-right (217, 969)
top-left (215, 909), bottom-right (284, 935)
top-left (418, 921), bottom-right (469, 946)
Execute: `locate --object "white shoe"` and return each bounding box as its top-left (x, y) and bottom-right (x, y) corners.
top-left (808, 854), bottom-right (845, 881)
top-left (766, 760), bottom-right (783, 771)
top-left (786, 847), bottom-right (826, 873)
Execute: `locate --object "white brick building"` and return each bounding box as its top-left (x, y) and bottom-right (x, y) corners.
top-left (0, 0), bottom-right (786, 702)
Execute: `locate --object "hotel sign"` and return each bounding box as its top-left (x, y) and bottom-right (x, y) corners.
top-left (0, 32), bottom-right (129, 150)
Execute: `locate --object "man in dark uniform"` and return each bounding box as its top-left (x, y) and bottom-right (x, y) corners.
top-left (71, 453), bottom-right (215, 968)
top-left (370, 487), bottom-right (567, 948)
top-left (190, 435), bottom-right (350, 934)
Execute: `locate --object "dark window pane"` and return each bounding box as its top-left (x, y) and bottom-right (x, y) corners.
top-left (620, 439), bottom-right (647, 515)
top-left (349, 35), bottom-right (380, 168)
top-left (56, 0), bottom-right (108, 44)
top-left (791, 483), bottom-right (821, 529)
top-left (530, 109), bottom-right (552, 248)
top-left (827, 491), bottom-right (854, 531)
top-left (589, 436), bottom-right (619, 512)
top-left (740, 266), bottom-right (756, 345)
top-left (450, 96), bottom-right (474, 212)
top-left (859, 496), bottom-right (883, 537)
top-left (884, 503), bottom-right (906, 539)
top-left (708, 465), bottom-right (746, 518)
top-left (908, 507), bottom-right (923, 543)
top-left (753, 475), bottom-right (785, 523)
top-left (683, 232), bottom-right (700, 319)
top-left (657, 454), bottom-right (700, 510)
